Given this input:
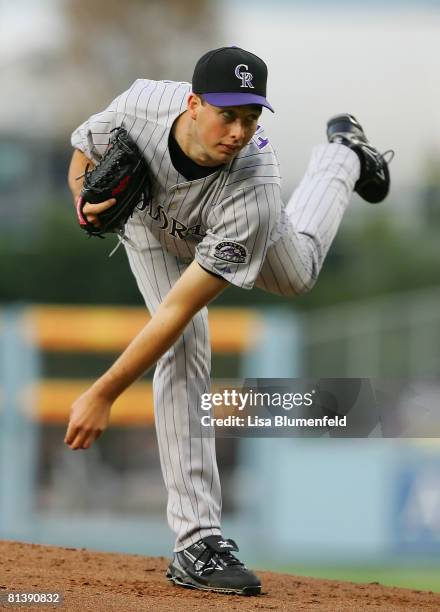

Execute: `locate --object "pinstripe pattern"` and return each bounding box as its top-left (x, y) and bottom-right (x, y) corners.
top-left (71, 79), bottom-right (360, 551)
top-left (123, 224), bottom-right (221, 550)
top-left (71, 79), bottom-right (281, 283)
top-left (256, 143), bottom-right (360, 296)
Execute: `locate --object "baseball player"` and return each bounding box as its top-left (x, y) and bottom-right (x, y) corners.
top-left (64, 46), bottom-right (391, 596)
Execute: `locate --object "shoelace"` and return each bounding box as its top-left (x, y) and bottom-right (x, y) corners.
top-left (360, 146), bottom-right (395, 179)
top-left (193, 545), bottom-right (244, 576)
top-left (380, 149), bottom-right (395, 164)
top-left (338, 133), bottom-right (395, 170)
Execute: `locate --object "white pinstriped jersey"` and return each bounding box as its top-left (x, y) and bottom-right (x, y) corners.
top-left (70, 77), bottom-right (361, 551)
top-left (71, 79), bottom-right (283, 290)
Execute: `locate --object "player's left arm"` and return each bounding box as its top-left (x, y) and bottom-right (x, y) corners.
top-left (64, 262), bottom-right (228, 450)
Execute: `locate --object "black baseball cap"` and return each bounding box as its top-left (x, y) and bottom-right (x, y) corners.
top-left (192, 46), bottom-right (274, 113)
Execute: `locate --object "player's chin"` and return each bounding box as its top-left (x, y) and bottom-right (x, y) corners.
top-left (216, 144), bottom-right (241, 161)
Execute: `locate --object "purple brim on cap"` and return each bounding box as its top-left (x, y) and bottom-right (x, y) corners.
top-left (202, 92), bottom-right (274, 113)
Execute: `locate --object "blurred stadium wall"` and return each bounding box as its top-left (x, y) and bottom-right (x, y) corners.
top-left (1, 299), bottom-right (440, 568)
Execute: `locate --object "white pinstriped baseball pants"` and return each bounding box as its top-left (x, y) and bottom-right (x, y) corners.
top-left (124, 143), bottom-right (360, 551)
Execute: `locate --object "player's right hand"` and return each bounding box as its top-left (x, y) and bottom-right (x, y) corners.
top-left (64, 388), bottom-right (112, 450)
top-left (81, 198), bottom-right (117, 228)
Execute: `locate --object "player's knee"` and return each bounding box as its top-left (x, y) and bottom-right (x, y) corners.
top-left (282, 273), bottom-right (317, 297)
top-left (297, 272), bottom-right (318, 295)
top-left (282, 262), bottom-right (319, 296)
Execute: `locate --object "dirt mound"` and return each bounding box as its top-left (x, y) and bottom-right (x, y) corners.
top-left (0, 541), bottom-right (438, 611)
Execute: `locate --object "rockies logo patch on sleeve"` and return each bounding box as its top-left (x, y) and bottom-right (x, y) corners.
top-left (213, 241), bottom-right (248, 264)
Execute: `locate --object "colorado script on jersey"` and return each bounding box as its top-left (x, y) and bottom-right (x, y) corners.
top-left (71, 79), bottom-right (283, 289)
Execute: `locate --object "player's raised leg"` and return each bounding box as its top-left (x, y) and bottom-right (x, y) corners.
top-left (256, 115), bottom-right (391, 297)
top-left (256, 142), bottom-right (360, 296)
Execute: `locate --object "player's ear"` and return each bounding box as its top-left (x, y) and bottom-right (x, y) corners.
top-left (188, 93), bottom-right (203, 120)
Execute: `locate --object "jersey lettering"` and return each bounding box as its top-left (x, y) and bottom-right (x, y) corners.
top-left (170, 218), bottom-right (187, 239)
top-left (147, 199), bottom-right (206, 239)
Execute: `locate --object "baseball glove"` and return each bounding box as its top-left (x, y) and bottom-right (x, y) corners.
top-left (76, 127), bottom-right (150, 237)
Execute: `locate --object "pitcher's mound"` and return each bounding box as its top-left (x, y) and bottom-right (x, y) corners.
top-left (0, 541), bottom-right (438, 611)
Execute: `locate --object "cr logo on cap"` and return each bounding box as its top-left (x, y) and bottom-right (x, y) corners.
top-left (235, 64), bottom-right (254, 89)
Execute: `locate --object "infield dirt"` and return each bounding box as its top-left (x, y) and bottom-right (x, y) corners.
top-left (0, 540), bottom-right (439, 611)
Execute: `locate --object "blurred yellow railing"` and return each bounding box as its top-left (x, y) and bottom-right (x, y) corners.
top-left (25, 306), bottom-right (262, 353)
top-left (23, 306), bottom-right (262, 425)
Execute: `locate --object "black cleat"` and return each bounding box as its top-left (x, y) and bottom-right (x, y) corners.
top-left (327, 113), bottom-right (394, 204)
top-left (166, 535), bottom-right (261, 596)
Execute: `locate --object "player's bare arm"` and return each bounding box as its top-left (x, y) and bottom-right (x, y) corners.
top-left (64, 261), bottom-right (228, 451)
top-left (68, 149), bottom-right (116, 226)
